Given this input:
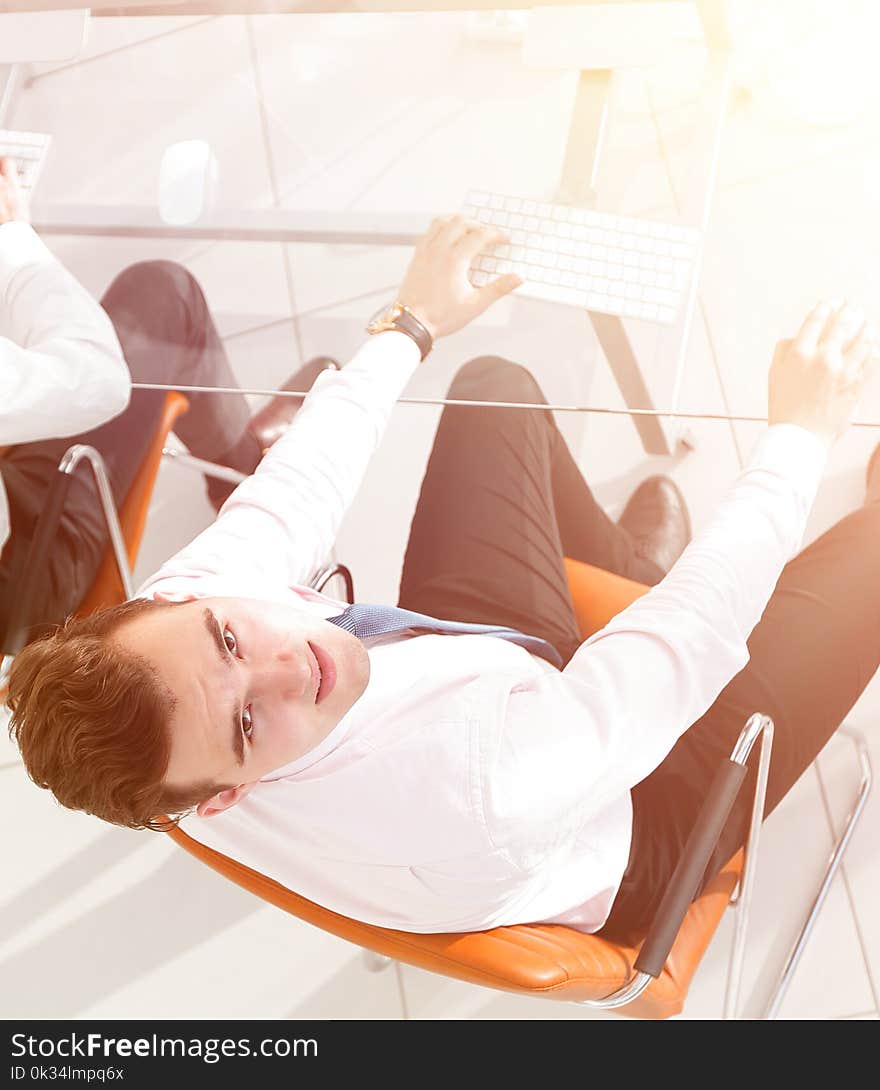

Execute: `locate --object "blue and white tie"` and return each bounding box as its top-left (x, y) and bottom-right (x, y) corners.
top-left (327, 602), bottom-right (563, 668)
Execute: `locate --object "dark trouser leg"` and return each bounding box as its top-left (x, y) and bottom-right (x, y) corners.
top-left (0, 261), bottom-right (255, 645)
top-left (601, 496), bottom-right (880, 943)
top-left (398, 356), bottom-right (663, 665)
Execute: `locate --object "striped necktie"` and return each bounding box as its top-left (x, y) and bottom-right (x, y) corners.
top-left (327, 602), bottom-right (563, 668)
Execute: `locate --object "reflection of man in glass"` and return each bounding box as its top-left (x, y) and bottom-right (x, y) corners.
top-left (8, 213), bottom-right (880, 944)
top-left (0, 156), bottom-right (331, 652)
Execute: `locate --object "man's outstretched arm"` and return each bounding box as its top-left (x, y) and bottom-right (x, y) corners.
top-left (138, 216), bottom-right (522, 599)
top-left (491, 303), bottom-right (876, 834)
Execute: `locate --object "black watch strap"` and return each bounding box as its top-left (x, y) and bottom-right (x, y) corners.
top-left (393, 306), bottom-right (433, 361)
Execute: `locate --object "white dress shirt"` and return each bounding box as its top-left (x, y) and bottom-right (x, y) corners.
top-left (0, 222), bottom-right (129, 551)
top-left (138, 331), bottom-right (828, 934)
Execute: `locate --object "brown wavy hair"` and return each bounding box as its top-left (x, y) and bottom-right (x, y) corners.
top-left (7, 597), bottom-right (232, 831)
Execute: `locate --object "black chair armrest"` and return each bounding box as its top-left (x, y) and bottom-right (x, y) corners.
top-left (634, 758), bottom-right (748, 978)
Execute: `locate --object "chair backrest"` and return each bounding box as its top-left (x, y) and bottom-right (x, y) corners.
top-left (77, 393), bottom-right (190, 616)
top-left (165, 556), bottom-right (743, 1018)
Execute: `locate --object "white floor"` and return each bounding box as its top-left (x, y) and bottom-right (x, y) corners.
top-left (2, 10), bottom-right (879, 1021)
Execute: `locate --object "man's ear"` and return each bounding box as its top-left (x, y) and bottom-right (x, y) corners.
top-left (197, 782), bottom-right (255, 818)
top-left (154, 590), bottom-right (197, 603)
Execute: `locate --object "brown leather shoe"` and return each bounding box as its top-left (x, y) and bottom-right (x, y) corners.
top-left (618, 475), bottom-right (692, 576)
top-left (248, 356), bottom-right (339, 453)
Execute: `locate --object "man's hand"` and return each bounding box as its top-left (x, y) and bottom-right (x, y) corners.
top-left (0, 157), bottom-right (29, 225)
top-left (396, 214), bottom-right (522, 339)
top-left (769, 301), bottom-right (878, 446)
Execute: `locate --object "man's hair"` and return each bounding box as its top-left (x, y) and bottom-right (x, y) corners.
top-left (6, 597), bottom-right (232, 832)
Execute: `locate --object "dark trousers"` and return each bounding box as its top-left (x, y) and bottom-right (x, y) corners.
top-left (398, 356), bottom-right (880, 942)
top-left (0, 261), bottom-right (254, 648)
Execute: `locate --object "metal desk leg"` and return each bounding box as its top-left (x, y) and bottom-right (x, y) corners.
top-left (589, 312), bottom-right (675, 455)
top-left (0, 64), bottom-right (21, 126)
top-left (556, 69), bottom-right (611, 208)
top-left (556, 67), bottom-right (675, 456)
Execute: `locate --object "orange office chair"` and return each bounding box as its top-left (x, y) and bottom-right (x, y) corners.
top-left (163, 558), bottom-right (872, 1020)
top-left (1, 392), bottom-right (190, 670)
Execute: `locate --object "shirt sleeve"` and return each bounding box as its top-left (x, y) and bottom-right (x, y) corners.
top-left (484, 425), bottom-right (829, 854)
top-left (138, 331), bottom-right (421, 598)
top-left (0, 222), bottom-right (130, 443)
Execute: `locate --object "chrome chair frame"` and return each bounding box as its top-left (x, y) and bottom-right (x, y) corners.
top-left (581, 713), bottom-right (775, 1016)
top-left (583, 715), bottom-right (873, 1019)
top-left (0, 443), bottom-right (133, 684)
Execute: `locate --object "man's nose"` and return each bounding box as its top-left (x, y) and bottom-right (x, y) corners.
top-left (255, 649), bottom-right (310, 701)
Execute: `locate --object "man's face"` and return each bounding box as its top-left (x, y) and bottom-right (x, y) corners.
top-left (114, 597), bottom-right (370, 815)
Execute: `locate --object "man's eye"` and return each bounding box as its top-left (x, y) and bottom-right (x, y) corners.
top-left (223, 627), bottom-right (238, 655)
top-left (242, 706), bottom-right (254, 740)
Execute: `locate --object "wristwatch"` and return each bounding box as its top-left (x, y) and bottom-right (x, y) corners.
top-left (366, 301), bottom-right (433, 361)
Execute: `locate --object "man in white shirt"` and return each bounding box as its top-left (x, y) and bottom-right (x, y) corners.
top-left (0, 156), bottom-right (334, 652)
top-left (7, 214), bottom-right (878, 941)
top-left (0, 155), bottom-right (129, 626)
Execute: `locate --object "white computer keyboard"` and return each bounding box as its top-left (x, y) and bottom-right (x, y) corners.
top-left (0, 129), bottom-right (52, 199)
top-left (463, 190), bottom-right (700, 324)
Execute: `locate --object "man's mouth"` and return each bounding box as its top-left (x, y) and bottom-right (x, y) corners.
top-left (308, 642), bottom-right (336, 704)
